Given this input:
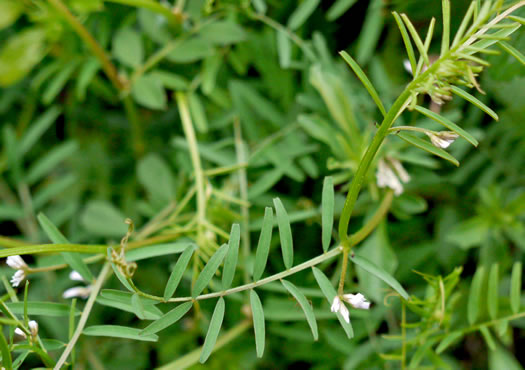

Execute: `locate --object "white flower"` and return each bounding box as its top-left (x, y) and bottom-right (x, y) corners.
top-left (14, 328), bottom-right (27, 339)
top-left (63, 285), bottom-right (92, 299)
top-left (69, 270), bottom-right (85, 282)
top-left (29, 320), bottom-right (38, 337)
top-left (427, 131), bottom-right (459, 149)
top-left (343, 293), bottom-right (371, 310)
top-left (389, 158), bottom-right (411, 183)
top-left (10, 270), bottom-right (25, 287)
top-left (7, 255), bottom-right (28, 270)
top-left (377, 159), bottom-right (408, 196)
top-left (331, 296), bottom-right (350, 324)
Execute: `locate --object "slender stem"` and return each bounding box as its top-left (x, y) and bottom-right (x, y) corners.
top-left (54, 263), bottom-right (111, 370)
top-left (337, 248), bottom-right (349, 295)
top-left (105, 0), bottom-right (180, 23)
top-left (158, 321), bottom-right (251, 370)
top-left (0, 236), bottom-right (30, 248)
top-left (46, 0), bottom-right (125, 91)
top-left (401, 302), bottom-right (406, 370)
top-left (176, 93), bottom-right (206, 225)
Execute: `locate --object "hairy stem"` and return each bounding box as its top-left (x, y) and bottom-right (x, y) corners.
top-left (46, 0), bottom-right (125, 91)
top-left (54, 263), bottom-right (111, 369)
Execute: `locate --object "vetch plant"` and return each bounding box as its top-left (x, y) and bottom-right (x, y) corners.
top-left (0, 0), bottom-right (524, 368)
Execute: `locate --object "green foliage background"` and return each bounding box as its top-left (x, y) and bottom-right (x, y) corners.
top-left (0, 0), bottom-right (524, 368)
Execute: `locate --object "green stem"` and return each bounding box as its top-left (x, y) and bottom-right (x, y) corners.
top-left (176, 93), bottom-right (206, 225)
top-left (46, 0), bottom-right (125, 91)
top-left (105, 0), bottom-right (180, 24)
top-left (338, 87), bottom-right (413, 245)
top-left (387, 126), bottom-right (434, 135)
top-left (54, 263), bottom-right (111, 370)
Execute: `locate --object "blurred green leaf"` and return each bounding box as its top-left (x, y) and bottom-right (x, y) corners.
top-left (84, 325), bottom-right (158, 342)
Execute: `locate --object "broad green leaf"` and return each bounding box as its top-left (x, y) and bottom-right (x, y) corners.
top-left (397, 132), bottom-right (459, 166)
top-left (166, 37), bottom-right (214, 63)
top-left (436, 332), bottom-right (463, 354)
top-left (281, 280), bottom-right (318, 340)
top-left (113, 28), bottom-right (143, 67)
top-left (19, 106), bottom-right (61, 157)
top-left (498, 41), bottom-right (525, 66)
top-left (277, 31), bottom-right (291, 69)
top-left (200, 297), bottom-right (225, 363)
top-left (340, 51), bottom-right (386, 117)
top-left (0, 326), bottom-right (12, 370)
top-left (0, 28), bottom-right (46, 86)
top-left (487, 264), bottom-right (499, 320)
top-left (468, 266), bottom-right (485, 325)
top-left (392, 12), bottom-right (416, 77)
top-left (37, 212), bottom-right (93, 282)
top-left (6, 302), bottom-right (79, 317)
top-left (140, 302), bottom-right (193, 336)
top-left (321, 176), bottom-right (334, 253)
top-left (447, 216), bottom-right (489, 249)
top-left (326, 0), bottom-right (358, 21)
top-left (192, 244), bottom-right (229, 297)
top-left (288, 0), bottom-right (320, 30)
top-left (510, 262), bottom-right (522, 314)
top-left (200, 20), bottom-right (246, 45)
top-left (164, 245), bottom-right (196, 300)
top-left (80, 201), bottom-right (127, 238)
top-left (107, 247), bottom-right (135, 292)
top-left (250, 290), bottom-right (265, 358)
top-left (414, 105), bottom-right (478, 146)
top-left (222, 224), bottom-right (240, 290)
top-left (136, 153), bottom-right (176, 205)
top-left (149, 70), bottom-right (188, 90)
top-left (126, 243), bottom-right (189, 262)
top-left (489, 343), bottom-right (522, 370)
top-left (131, 293), bottom-right (145, 320)
top-left (350, 254), bottom-right (409, 299)
top-left (312, 267), bottom-right (354, 338)
top-left (26, 141), bottom-right (79, 185)
top-left (202, 54), bottom-right (221, 95)
top-left (132, 74), bottom-right (167, 110)
top-left (253, 207), bottom-right (274, 281)
top-left (84, 325), bottom-right (158, 342)
top-left (273, 198), bottom-right (293, 269)
top-left (451, 86), bottom-right (498, 121)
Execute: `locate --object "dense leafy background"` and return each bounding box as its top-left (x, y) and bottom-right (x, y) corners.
top-left (0, 0), bottom-right (524, 368)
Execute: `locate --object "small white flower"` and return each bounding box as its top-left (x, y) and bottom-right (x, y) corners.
top-left (377, 159), bottom-right (404, 196)
top-left (331, 296), bottom-right (350, 324)
top-left (63, 285), bottom-right (92, 299)
top-left (29, 320), bottom-right (38, 337)
top-left (343, 293), bottom-right (371, 310)
top-left (14, 328), bottom-right (27, 339)
top-left (427, 131), bottom-right (459, 149)
top-left (389, 158), bottom-right (411, 183)
top-left (10, 270), bottom-right (25, 287)
top-left (403, 59), bottom-right (413, 75)
top-left (69, 270), bottom-right (85, 282)
top-left (6, 256), bottom-right (27, 270)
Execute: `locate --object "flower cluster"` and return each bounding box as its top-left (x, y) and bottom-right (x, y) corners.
top-left (426, 131), bottom-right (459, 149)
top-left (331, 293), bottom-right (371, 324)
top-left (63, 271), bottom-right (92, 299)
top-left (14, 320), bottom-right (38, 340)
top-left (7, 255), bottom-right (28, 287)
